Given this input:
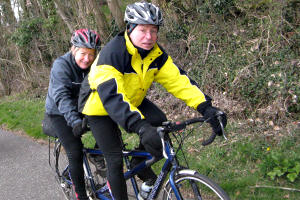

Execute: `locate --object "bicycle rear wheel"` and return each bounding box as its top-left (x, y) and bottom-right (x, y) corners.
top-left (162, 170), bottom-right (230, 200)
top-left (52, 139), bottom-right (77, 200)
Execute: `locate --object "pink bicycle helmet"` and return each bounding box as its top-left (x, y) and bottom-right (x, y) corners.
top-left (71, 29), bottom-right (101, 50)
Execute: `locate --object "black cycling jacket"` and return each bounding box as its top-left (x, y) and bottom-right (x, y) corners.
top-left (45, 52), bottom-right (89, 127)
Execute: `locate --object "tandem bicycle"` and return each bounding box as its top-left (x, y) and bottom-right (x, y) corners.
top-left (47, 112), bottom-right (230, 200)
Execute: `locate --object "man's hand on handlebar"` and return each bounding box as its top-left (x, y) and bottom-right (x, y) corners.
top-left (133, 120), bottom-right (162, 158)
top-left (197, 102), bottom-right (227, 136)
top-left (206, 107), bottom-right (227, 136)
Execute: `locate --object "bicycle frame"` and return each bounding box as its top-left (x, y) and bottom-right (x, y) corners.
top-left (79, 132), bottom-right (187, 200)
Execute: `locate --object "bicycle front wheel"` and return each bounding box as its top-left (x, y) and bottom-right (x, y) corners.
top-left (162, 170), bottom-right (230, 200)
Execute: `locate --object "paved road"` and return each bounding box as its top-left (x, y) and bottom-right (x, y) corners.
top-left (0, 129), bottom-right (65, 200)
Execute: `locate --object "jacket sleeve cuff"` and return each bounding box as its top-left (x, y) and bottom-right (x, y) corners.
top-left (130, 119), bottom-right (149, 134)
top-left (196, 101), bottom-right (212, 115)
top-left (71, 119), bottom-right (82, 128)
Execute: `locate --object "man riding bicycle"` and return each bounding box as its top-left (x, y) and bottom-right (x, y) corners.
top-left (78, 2), bottom-right (227, 200)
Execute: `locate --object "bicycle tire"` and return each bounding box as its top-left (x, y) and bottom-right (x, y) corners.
top-left (53, 141), bottom-right (77, 200)
top-left (162, 169), bottom-right (230, 200)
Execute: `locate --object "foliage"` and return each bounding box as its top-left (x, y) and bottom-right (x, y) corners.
top-left (258, 136), bottom-right (300, 183)
top-left (158, 0), bottom-right (300, 121)
top-left (267, 154), bottom-right (300, 182)
top-left (10, 17), bottom-right (44, 47)
top-left (165, 22), bottom-right (189, 41)
top-left (2, 0), bottom-right (300, 121)
top-left (204, 0), bottom-right (235, 15)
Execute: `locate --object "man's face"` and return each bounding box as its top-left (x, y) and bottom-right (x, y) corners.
top-left (129, 24), bottom-right (158, 50)
top-left (74, 47), bottom-right (96, 70)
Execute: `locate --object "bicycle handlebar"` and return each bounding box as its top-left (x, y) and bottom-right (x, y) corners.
top-left (201, 111), bottom-right (227, 145)
top-left (157, 111), bottom-right (227, 158)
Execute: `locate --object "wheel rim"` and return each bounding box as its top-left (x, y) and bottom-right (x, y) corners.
top-left (164, 176), bottom-right (226, 200)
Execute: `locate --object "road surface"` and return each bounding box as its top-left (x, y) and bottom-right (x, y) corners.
top-left (0, 129), bottom-right (65, 200)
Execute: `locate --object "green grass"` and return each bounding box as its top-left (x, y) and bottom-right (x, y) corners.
top-left (0, 95), bottom-right (300, 199)
top-left (0, 95), bottom-right (45, 138)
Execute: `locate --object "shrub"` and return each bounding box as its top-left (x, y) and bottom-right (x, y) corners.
top-left (10, 18), bottom-right (44, 47)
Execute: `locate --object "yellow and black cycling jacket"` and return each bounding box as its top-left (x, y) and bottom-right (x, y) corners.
top-left (78, 31), bottom-right (209, 132)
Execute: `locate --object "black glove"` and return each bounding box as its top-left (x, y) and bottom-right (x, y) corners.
top-left (197, 102), bottom-right (227, 136)
top-left (133, 120), bottom-right (162, 158)
top-left (82, 117), bottom-right (90, 132)
top-left (72, 120), bottom-right (86, 138)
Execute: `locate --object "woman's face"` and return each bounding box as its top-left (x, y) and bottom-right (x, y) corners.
top-left (129, 24), bottom-right (158, 50)
top-left (74, 47), bottom-right (96, 70)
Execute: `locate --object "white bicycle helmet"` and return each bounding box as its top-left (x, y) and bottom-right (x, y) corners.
top-left (124, 1), bottom-right (163, 26)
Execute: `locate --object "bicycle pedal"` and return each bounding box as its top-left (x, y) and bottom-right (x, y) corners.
top-left (60, 181), bottom-right (71, 189)
top-left (60, 182), bottom-right (66, 188)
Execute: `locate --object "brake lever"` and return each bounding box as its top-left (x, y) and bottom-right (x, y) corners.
top-left (157, 127), bottom-right (168, 159)
top-left (217, 111), bottom-right (227, 141)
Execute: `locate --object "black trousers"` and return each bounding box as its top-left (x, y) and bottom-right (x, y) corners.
top-left (45, 114), bottom-right (87, 200)
top-left (87, 99), bottom-right (167, 200)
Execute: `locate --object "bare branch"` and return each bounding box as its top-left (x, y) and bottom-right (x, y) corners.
top-left (203, 40), bottom-right (211, 65)
top-left (0, 58), bottom-right (19, 66)
top-left (250, 185), bottom-right (300, 192)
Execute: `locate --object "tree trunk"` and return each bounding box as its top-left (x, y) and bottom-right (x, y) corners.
top-left (24, 0), bottom-right (39, 17)
top-left (107, 0), bottom-right (125, 31)
top-left (77, 0), bottom-right (88, 28)
top-left (87, 0), bottom-right (109, 41)
top-left (53, 0), bottom-right (73, 32)
top-left (31, 0), bottom-right (46, 18)
top-left (2, 0), bottom-right (17, 25)
top-left (0, 79), bottom-right (6, 96)
top-left (19, 0), bottom-right (29, 18)
top-left (0, 0), bottom-right (18, 96)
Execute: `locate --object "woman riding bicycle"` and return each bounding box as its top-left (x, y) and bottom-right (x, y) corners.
top-left (78, 2), bottom-right (227, 200)
top-left (44, 29), bottom-right (101, 200)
